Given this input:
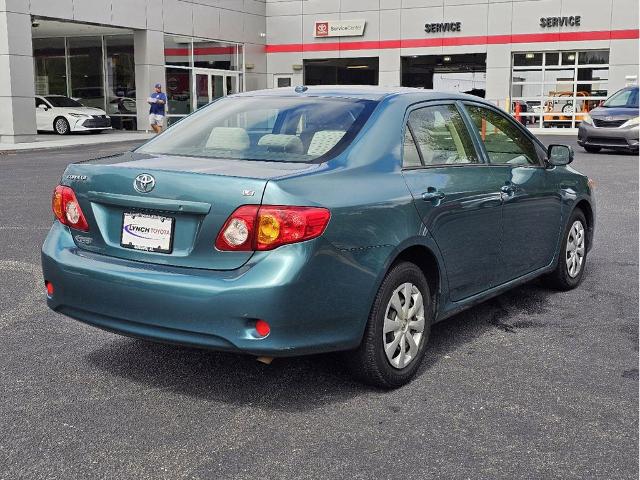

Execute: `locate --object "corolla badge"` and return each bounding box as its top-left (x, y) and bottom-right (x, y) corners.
top-left (134, 173), bottom-right (155, 193)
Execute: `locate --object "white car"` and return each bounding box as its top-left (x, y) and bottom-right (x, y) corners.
top-left (35, 95), bottom-right (112, 135)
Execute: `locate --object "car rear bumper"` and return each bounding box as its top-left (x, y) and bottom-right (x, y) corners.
top-left (42, 222), bottom-right (378, 356)
top-left (578, 123), bottom-right (639, 150)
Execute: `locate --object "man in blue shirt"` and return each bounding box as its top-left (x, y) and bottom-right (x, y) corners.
top-left (148, 83), bottom-right (168, 134)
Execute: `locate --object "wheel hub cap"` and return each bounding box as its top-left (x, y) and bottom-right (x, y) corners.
top-left (383, 282), bottom-right (425, 370)
top-left (565, 220), bottom-right (585, 278)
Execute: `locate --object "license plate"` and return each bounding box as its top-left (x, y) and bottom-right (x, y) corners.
top-left (121, 212), bottom-right (174, 254)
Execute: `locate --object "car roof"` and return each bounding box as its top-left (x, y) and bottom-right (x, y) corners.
top-left (232, 85), bottom-right (486, 102)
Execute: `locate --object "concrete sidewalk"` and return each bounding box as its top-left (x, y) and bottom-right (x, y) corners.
top-left (0, 131), bottom-right (155, 153)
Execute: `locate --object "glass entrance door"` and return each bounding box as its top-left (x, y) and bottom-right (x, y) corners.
top-left (193, 69), bottom-right (239, 111)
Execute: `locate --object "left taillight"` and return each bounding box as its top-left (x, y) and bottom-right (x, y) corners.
top-left (52, 185), bottom-right (89, 232)
top-left (215, 205), bottom-right (331, 252)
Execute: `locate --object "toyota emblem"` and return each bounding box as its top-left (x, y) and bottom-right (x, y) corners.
top-left (134, 173), bottom-right (156, 193)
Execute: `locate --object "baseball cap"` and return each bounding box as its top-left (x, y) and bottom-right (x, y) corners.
top-left (154, 83), bottom-right (162, 88)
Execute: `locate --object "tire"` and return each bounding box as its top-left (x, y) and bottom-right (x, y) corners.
top-left (584, 145), bottom-right (601, 153)
top-left (543, 209), bottom-right (588, 291)
top-left (53, 117), bottom-right (70, 135)
top-left (347, 261), bottom-right (432, 389)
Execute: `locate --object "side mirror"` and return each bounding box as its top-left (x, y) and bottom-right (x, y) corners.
top-left (547, 144), bottom-right (574, 166)
top-left (37, 104), bottom-right (48, 110)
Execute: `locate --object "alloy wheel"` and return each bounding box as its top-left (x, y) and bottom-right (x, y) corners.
top-left (383, 282), bottom-right (425, 369)
top-left (55, 118), bottom-right (68, 134)
top-left (565, 220), bottom-right (585, 278)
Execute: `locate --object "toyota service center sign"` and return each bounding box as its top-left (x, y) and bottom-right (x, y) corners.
top-left (314, 20), bottom-right (366, 38)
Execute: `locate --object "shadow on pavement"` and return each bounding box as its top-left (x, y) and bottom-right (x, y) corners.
top-left (85, 280), bottom-right (556, 411)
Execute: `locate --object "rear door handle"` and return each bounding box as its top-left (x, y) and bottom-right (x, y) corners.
top-left (421, 190), bottom-right (445, 201)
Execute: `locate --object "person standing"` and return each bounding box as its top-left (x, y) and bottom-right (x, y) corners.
top-left (148, 83), bottom-right (167, 134)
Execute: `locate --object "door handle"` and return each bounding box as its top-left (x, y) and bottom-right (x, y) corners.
top-left (421, 190), bottom-right (445, 201)
top-left (500, 185), bottom-right (515, 195)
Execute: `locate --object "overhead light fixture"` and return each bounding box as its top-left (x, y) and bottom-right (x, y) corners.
top-left (443, 56), bottom-right (451, 62)
top-left (568, 54), bottom-right (575, 60)
top-left (292, 64), bottom-right (303, 71)
top-left (526, 53), bottom-right (535, 59)
top-left (411, 55), bottom-right (419, 59)
top-left (347, 65), bottom-right (369, 69)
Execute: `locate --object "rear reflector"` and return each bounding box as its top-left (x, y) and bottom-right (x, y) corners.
top-left (255, 320), bottom-right (270, 337)
top-left (45, 281), bottom-right (54, 297)
top-left (52, 185), bottom-right (89, 232)
top-left (215, 205), bottom-right (330, 251)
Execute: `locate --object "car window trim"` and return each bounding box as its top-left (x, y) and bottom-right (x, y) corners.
top-left (400, 99), bottom-right (486, 170)
top-left (460, 100), bottom-right (547, 168)
top-left (404, 121), bottom-right (425, 167)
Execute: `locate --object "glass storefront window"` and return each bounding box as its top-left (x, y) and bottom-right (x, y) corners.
top-left (561, 52), bottom-right (577, 65)
top-left (193, 40), bottom-right (241, 70)
top-left (165, 67), bottom-right (192, 115)
top-left (513, 53), bottom-right (543, 67)
top-left (165, 35), bottom-right (192, 67)
top-left (544, 52), bottom-right (560, 66)
top-left (105, 35), bottom-right (137, 119)
top-left (512, 69), bottom-right (543, 83)
top-left (511, 50), bottom-right (610, 129)
top-left (68, 36), bottom-right (105, 109)
top-left (578, 50), bottom-right (609, 65)
top-left (33, 37), bottom-right (67, 96)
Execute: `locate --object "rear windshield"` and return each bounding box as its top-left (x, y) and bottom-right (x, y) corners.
top-left (45, 96), bottom-right (83, 108)
top-left (603, 88), bottom-right (639, 108)
top-left (137, 96), bottom-right (378, 163)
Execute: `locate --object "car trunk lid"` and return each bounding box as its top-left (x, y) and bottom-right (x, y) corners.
top-left (60, 152), bottom-right (316, 270)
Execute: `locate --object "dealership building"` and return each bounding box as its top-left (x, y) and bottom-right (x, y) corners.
top-left (0, 0), bottom-right (638, 143)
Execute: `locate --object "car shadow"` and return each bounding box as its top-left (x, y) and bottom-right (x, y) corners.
top-left (85, 281), bottom-right (556, 411)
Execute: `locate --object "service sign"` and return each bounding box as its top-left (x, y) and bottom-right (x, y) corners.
top-left (314, 20), bottom-right (366, 38)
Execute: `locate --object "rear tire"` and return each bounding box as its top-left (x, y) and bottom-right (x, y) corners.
top-left (543, 209), bottom-right (588, 291)
top-left (54, 117), bottom-right (70, 135)
top-left (347, 262), bottom-right (432, 389)
top-left (584, 145), bottom-right (601, 153)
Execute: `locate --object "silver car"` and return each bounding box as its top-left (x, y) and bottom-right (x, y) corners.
top-left (578, 86), bottom-right (639, 153)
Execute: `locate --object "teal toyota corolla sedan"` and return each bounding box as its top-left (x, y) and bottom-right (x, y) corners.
top-left (42, 86), bottom-right (595, 388)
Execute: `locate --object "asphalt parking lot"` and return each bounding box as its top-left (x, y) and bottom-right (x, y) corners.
top-left (0, 136), bottom-right (637, 479)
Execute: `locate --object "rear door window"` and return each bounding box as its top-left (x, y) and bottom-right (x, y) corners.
top-left (406, 104), bottom-right (478, 166)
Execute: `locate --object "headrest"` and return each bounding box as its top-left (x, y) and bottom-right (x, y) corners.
top-left (258, 134), bottom-right (304, 154)
top-left (307, 130), bottom-right (346, 156)
top-left (206, 127), bottom-right (250, 151)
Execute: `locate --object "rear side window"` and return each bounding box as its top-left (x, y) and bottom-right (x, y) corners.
top-left (137, 96), bottom-right (378, 163)
top-left (465, 105), bottom-right (540, 166)
top-left (406, 104), bottom-right (478, 166)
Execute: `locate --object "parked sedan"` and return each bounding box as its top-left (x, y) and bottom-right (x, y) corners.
top-left (35, 95), bottom-right (112, 135)
top-left (578, 86), bottom-right (639, 153)
top-left (42, 87), bottom-right (595, 388)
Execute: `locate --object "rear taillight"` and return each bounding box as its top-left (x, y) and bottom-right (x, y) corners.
top-left (52, 185), bottom-right (89, 232)
top-left (215, 205), bottom-right (330, 251)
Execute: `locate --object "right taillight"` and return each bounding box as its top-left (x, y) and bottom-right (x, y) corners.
top-left (215, 205), bottom-right (330, 251)
top-left (52, 185), bottom-right (89, 232)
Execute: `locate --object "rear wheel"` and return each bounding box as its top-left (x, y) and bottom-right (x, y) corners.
top-left (584, 145), bottom-right (601, 153)
top-left (54, 117), bottom-right (70, 135)
top-left (543, 209), bottom-right (588, 291)
top-left (347, 262), bottom-right (432, 389)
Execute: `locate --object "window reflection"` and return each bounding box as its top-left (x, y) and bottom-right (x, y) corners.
top-left (68, 36), bottom-right (104, 109)
top-left (33, 37), bottom-right (67, 96)
top-left (105, 35), bottom-right (137, 122)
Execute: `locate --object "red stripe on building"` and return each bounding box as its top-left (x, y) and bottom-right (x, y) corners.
top-left (265, 29), bottom-right (640, 53)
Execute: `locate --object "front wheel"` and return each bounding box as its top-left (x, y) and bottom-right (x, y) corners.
top-left (584, 145), bottom-right (601, 153)
top-left (346, 262), bottom-right (432, 389)
top-left (54, 117), bottom-right (70, 135)
top-left (543, 209), bottom-right (588, 291)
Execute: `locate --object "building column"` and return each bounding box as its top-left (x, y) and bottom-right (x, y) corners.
top-left (0, 3), bottom-right (37, 143)
top-left (134, 30), bottom-right (165, 131)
